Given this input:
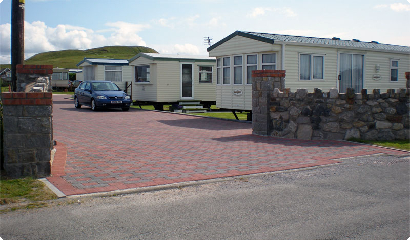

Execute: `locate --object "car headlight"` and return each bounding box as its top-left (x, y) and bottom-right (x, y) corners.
top-left (96, 95), bottom-right (107, 99)
top-left (124, 96), bottom-right (130, 100)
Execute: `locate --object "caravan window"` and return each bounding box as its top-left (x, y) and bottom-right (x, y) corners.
top-left (246, 54), bottom-right (257, 84)
top-left (136, 65), bottom-right (150, 82)
top-left (391, 60), bottom-right (398, 82)
top-left (234, 56), bottom-right (243, 84)
top-left (262, 54), bottom-right (276, 70)
top-left (300, 54), bottom-right (324, 80)
top-left (199, 66), bottom-right (212, 83)
top-left (105, 66), bottom-right (122, 82)
top-left (223, 57), bottom-right (231, 84)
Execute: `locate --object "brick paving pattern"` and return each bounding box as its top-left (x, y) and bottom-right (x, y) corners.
top-left (47, 95), bottom-right (408, 196)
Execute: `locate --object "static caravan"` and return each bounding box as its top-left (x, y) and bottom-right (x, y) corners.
top-left (208, 31), bottom-right (410, 111)
top-left (128, 53), bottom-right (216, 111)
top-left (76, 58), bottom-right (132, 95)
top-left (51, 68), bottom-right (69, 90)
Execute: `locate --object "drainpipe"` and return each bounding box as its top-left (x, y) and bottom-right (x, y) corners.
top-left (281, 43), bottom-right (286, 70)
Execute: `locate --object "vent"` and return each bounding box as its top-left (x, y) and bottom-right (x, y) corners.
top-left (332, 37), bottom-right (340, 40)
top-left (352, 39), bottom-right (360, 42)
top-left (371, 41), bottom-right (379, 44)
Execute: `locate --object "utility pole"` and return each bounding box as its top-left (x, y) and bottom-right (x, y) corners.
top-left (11, 0), bottom-right (25, 92)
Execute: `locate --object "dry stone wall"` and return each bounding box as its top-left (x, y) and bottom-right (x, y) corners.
top-left (252, 70), bottom-right (410, 141)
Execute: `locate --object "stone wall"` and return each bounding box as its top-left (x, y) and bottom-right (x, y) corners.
top-left (2, 92), bottom-right (53, 178)
top-left (252, 70), bottom-right (410, 141)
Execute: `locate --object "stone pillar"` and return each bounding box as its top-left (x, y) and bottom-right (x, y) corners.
top-left (252, 70), bottom-right (286, 136)
top-left (2, 92), bottom-right (53, 178)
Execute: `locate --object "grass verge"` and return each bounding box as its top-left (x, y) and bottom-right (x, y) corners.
top-left (349, 139), bottom-right (410, 151)
top-left (0, 176), bottom-right (57, 212)
top-left (131, 104), bottom-right (249, 121)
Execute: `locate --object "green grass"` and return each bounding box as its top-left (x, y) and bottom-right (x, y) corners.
top-left (190, 111), bottom-right (249, 120)
top-left (1, 86), bottom-right (10, 93)
top-left (349, 139), bottom-right (410, 151)
top-left (24, 46), bottom-right (157, 69)
top-left (0, 177), bottom-right (57, 205)
top-left (131, 104), bottom-right (249, 120)
top-left (52, 91), bottom-right (74, 95)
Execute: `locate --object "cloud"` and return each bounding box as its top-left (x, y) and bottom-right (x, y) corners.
top-left (0, 21), bottom-right (149, 63)
top-left (390, 3), bottom-right (410, 11)
top-left (151, 43), bottom-right (206, 56)
top-left (374, 3), bottom-right (410, 11)
top-left (247, 7), bottom-right (297, 18)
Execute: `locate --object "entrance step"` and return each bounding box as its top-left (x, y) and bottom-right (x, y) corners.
top-left (178, 99), bottom-right (206, 113)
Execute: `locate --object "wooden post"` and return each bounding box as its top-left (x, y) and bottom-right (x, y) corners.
top-left (11, 0), bottom-right (25, 92)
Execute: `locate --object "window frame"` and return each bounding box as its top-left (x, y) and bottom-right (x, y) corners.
top-left (246, 54), bottom-right (258, 85)
top-left (135, 65), bottom-right (151, 83)
top-left (299, 53), bottom-right (325, 81)
top-left (233, 55), bottom-right (243, 85)
top-left (222, 57), bottom-right (231, 85)
top-left (261, 53), bottom-right (276, 70)
top-left (198, 66), bottom-right (213, 83)
top-left (104, 65), bottom-right (122, 82)
top-left (216, 58), bottom-right (221, 85)
top-left (390, 59), bottom-right (399, 82)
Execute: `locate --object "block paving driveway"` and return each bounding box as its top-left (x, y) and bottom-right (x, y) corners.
top-left (47, 95), bottom-right (408, 196)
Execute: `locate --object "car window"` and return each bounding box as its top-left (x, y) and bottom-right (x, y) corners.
top-left (84, 83), bottom-right (91, 91)
top-left (78, 82), bottom-right (85, 90)
top-left (92, 82), bottom-right (121, 91)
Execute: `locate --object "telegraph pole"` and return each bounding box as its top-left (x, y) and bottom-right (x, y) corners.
top-left (11, 0), bottom-right (25, 92)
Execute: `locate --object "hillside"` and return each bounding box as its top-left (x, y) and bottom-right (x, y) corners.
top-left (20, 46), bottom-right (158, 69)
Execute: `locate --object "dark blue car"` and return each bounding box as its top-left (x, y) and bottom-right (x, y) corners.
top-left (74, 81), bottom-right (132, 111)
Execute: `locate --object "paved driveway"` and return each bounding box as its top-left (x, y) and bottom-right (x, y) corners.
top-left (47, 94), bottom-right (408, 196)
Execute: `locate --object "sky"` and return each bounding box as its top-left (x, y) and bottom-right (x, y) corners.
top-left (0, 0), bottom-right (409, 64)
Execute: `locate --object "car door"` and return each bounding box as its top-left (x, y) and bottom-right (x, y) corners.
top-left (82, 82), bottom-right (92, 104)
top-left (76, 82), bottom-right (86, 103)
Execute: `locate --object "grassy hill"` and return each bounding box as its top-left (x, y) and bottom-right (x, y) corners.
top-left (2, 46), bottom-right (158, 69)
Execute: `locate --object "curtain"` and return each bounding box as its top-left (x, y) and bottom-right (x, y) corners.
top-left (339, 54), bottom-right (363, 93)
top-left (247, 65), bottom-right (257, 84)
top-left (313, 56), bottom-right (323, 79)
top-left (234, 66), bottom-right (242, 84)
top-left (339, 53), bottom-right (351, 93)
top-left (300, 54), bottom-right (311, 80)
top-left (262, 54), bottom-right (275, 63)
top-left (352, 54), bottom-right (363, 92)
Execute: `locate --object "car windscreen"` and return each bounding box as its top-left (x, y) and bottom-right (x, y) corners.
top-left (91, 82), bottom-right (121, 91)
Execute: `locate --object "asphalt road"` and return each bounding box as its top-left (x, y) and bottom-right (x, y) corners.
top-left (1, 153), bottom-right (409, 239)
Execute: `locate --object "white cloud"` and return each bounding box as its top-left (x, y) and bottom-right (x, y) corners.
top-left (390, 3), bottom-right (410, 11)
top-left (0, 21), bottom-right (149, 63)
top-left (374, 3), bottom-right (410, 11)
top-left (247, 7), bottom-right (297, 18)
top-left (151, 43), bottom-right (207, 56)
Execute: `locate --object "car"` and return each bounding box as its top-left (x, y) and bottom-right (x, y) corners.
top-left (74, 80), bottom-right (132, 111)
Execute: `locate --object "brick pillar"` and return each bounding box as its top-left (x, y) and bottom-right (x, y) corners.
top-left (16, 65), bottom-right (53, 92)
top-left (2, 92), bottom-right (53, 178)
top-left (252, 70), bottom-right (286, 136)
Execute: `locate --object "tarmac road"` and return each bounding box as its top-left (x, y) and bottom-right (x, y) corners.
top-left (1, 153), bottom-right (409, 239)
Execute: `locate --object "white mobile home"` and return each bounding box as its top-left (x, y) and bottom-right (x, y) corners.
top-left (128, 53), bottom-right (216, 110)
top-left (76, 58), bottom-right (132, 94)
top-left (208, 31), bottom-right (410, 111)
top-left (51, 68), bottom-right (70, 90)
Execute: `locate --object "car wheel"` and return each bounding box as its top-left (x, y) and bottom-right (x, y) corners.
top-left (122, 107), bottom-right (130, 111)
top-left (74, 97), bottom-right (81, 108)
top-left (91, 99), bottom-right (97, 111)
